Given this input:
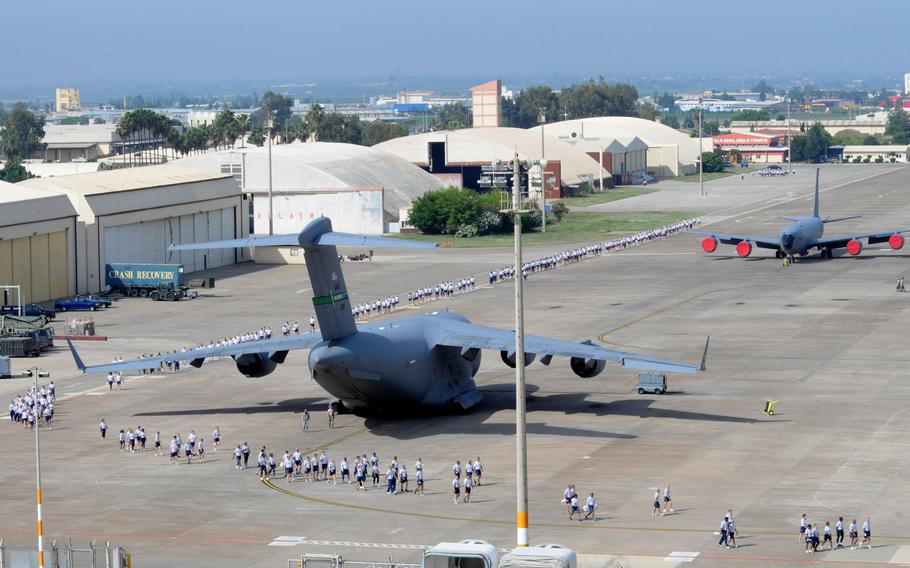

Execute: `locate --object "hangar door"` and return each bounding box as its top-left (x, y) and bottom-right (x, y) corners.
top-left (0, 232), bottom-right (69, 303)
top-left (102, 207), bottom-right (236, 274)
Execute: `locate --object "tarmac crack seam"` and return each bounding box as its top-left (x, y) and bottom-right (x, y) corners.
top-left (257, 478), bottom-right (910, 541)
top-left (596, 290), bottom-right (719, 341)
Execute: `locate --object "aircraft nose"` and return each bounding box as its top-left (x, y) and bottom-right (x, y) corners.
top-left (781, 234), bottom-right (795, 249)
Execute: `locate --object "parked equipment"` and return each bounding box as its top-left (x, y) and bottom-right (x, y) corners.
top-left (1, 315), bottom-right (54, 351)
top-left (637, 373), bottom-right (667, 394)
top-left (0, 336), bottom-right (40, 357)
top-left (106, 263), bottom-right (213, 298)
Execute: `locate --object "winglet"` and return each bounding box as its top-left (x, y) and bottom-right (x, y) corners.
top-left (700, 336), bottom-right (710, 372)
top-left (66, 339), bottom-right (87, 372)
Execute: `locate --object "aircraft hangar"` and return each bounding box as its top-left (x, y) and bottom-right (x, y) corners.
top-left (18, 164), bottom-right (248, 294)
top-left (0, 181), bottom-right (78, 304)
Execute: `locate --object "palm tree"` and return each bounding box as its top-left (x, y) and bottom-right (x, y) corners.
top-left (237, 114), bottom-right (251, 148)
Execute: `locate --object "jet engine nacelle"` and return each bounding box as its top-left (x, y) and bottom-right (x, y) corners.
top-left (235, 352), bottom-right (279, 377)
top-left (889, 234), bottom-right (904, 250)
top-left (500, 350), bottom-right (536, 368)
top-left (846, 239), bottom-right (863, 255)
top-left (701, 237), bottom-right (718, 253)
top-left (736, 241), bottom-right (752, 257)
top-left (569, 357), bottom-right (606, 378)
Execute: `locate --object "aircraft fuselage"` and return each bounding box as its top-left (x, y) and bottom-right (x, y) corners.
top-left (307, 312), bottom-right (483, 410)
top-left (779, 216), bottom-right (823, 256)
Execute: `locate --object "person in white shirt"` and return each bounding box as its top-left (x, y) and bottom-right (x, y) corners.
top-left (568, 495), bottom-right (580, 520)
top-left (472, 457), bottom-right (482, 485)
top-left (212, 427), bottom-right (221, 451)
top-left (651, 490), bottom-right (661, 517)
top-left (463, 476), bottom-right (473, 503)
top-left (860, 517), bottom-right (871, 549)
top-left (452, 476), bottom-right (460, 504)
top-left (415, 468), bottom-right (424, 495)
top-left (823, 521), bottom-right (833, 550)
top-left (849, 518), bottom-right (858, 548)
top-left (835, 516), bottom-right (845, 548)
top-left (662, 484), bottom-right (673, 513)
top-left (584, 493), bottom-right (597, 520)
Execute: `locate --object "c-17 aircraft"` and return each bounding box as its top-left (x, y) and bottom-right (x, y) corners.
top-left (68, 217), bottom-right (707, 412)
top-left (691, 169), bottom-right (909, 262)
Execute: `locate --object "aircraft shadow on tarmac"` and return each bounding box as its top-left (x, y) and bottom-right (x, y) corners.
top-left (133, 397), bottom-right (327, 417)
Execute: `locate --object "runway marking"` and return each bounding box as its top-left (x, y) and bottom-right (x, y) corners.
top-left (597, 290), bottom-right (717, 340)
top-left (269, 536), bottom-right (307, 547)
top-left (664, 551), bottom-right (699, 563)
top-left (295, 288), bottom-right (310, 294)
top-left (608, 252), bottom-right (695, 256)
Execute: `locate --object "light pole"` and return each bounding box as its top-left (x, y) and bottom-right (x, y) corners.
top-left (33, 367), bottom-right (46, 568)
top-left (787, 97), bottom-right (792, 173)
top-left (538, 111), bottom-right (546, 233)
top-left (267, 113), bottom-right (274, 236)
top-left (698, 97), bottom-right (705, 197)
top-left (511, 151), bottom-right (529, 547)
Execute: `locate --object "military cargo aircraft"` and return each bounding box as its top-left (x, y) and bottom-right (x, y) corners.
top-left (69, 217), bottom-right (706, 411)
top-left (691, 169), bottom-right (909, 262)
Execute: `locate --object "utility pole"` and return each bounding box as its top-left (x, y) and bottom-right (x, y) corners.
top-left (538, 111), bottom-right (546, 233)
top-left (698, 97), bottom-right (705, 197)
top-left (787, 97), bottom-right (792, 173)
top-left (512, 151), bottom-right (529, 547)
top-left (33, 367), bottom-right (45, 568)
top-left (267, 114), bottom-right (274, 236)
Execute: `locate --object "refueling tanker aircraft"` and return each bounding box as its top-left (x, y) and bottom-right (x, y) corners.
top-left (68, 217), bottom-right (707, 412)
top-left (690, 169), bottom-right (910, 262)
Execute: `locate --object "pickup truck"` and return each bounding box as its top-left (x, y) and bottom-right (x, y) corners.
top-left (54, 297), bottom-right (105, 312)
top-left (75, 294), bottom-right (112, 308)
top-left (1, 304), bottom-right (56, 320)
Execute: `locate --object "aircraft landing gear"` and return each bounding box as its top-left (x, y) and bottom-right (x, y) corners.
top-left (820, 248), bottom-right (832, 259)
top-left (775, 250), bottom-right (786, 259)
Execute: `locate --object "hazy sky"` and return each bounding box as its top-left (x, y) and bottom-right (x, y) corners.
top-left (4, 0), bottom-right (908, 88)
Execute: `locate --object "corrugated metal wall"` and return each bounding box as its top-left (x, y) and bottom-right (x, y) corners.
top-left (102, 207), bottom-right (236, 274)
top-left (0, 231), bottom-right (70, 303)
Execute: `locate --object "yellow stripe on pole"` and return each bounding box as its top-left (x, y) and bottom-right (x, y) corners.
top-left (39, 551), bottom-right (44, 565)
top-left (37, 520), bottom-right (42, 533)
top-left (37, 489), bottom-right (42, 504)
top-left (517, 511), bottom-right (528, 528)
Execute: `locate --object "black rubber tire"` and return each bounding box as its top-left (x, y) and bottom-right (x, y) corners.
top-left (60, 306), bottom-right (67, 312)
top-left (150, 293), bottom-right (160, 301)
top-left (129, 288), bottom-right (139, 297)
top-left (139, 289), bottom-right (148, 298)
top-left (638, 388), bottom-right (645, 394)
top-left (166, 293), bottom-right (176, 301)
top-left (90, 305), bottom-right (96, 311)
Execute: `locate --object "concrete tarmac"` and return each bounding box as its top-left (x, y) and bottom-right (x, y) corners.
top-left (2, 164), bottom-right (910, 567)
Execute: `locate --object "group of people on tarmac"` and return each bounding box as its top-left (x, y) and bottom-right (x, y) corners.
top-left (353, 296), bottom-right (400, 320)
top-left (100, 419), bottom-right (221, 466)
top-left (799, 514), bottom-right (873, 552)
top-left (7, 381), bottom-right (56, 431)
top-left (563, 484), bottom-right (599, 521)
top-left (408, 277), bottom-right (477, 306)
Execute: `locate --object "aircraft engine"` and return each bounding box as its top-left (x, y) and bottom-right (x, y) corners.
top-left (889, 234), bottom-right (904, 250)
top-left (701, 237), bottom-right (718, 253)
top-left (235, 352), bottom-right (279, 377)
top-left (846, 239), bottom-right (863, 255)
top-left (736, 241), bottom-right (752, 257)
top-left (569, 357), bottom-right (605, 378)
top-left (461, 347), bottom-right (482, 375)
top-left (500, 350), bottom-right (536, 368)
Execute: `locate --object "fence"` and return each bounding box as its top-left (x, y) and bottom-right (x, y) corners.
top-left (0, 539), bottom-right (129, 568)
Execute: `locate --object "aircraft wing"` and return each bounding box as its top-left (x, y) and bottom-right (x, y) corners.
top-left (688, 230), bottom-right (780, 250)
top-left (815, 228), bottom-right (910, 250)
top-left (432, 319), bottom-right (704, 374)
top-left (66, 334), bottom-right (324, 374)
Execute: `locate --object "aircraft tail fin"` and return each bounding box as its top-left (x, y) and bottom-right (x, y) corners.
top-left (168, 217), bottom-right (436, 342)
top-left (812, 168), bottom-right (820, 218)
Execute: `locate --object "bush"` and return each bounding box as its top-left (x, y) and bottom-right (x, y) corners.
top-left (701, 151), bottom-right (726, 173)
top-left (550, 201), bottom-right (569, 222)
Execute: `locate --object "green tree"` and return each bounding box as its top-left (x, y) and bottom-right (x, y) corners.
top-left (861, 134), bottom-right (879, 145)
top-left (0, 103), bottom-right (46, 161)
top-left (729, 109), bottom-right (770, 122)
top-left (885, 108), bottom-right (910, 144)
top-left (433, 103), bottom-right (471, 130)
top-left (303, 104), bottom-right (326, 140)
top-left (752, 79), bottom-right (773, 101)
top-left (804, 123), bottom-right (832, 163)
top-left (361, 120), bottom-right (408, 146)
top-left (789, 136), bottom-right (807, 161)
top-left (832, 129), bottom-right (866, 146)
top-left (638, 101), bottom-right (661, 121)
top-left (661, 113), bottom-right (680, 129)
top-left (211, 109), bottom-right (242, 149)
top-left (316, 113), bottom-right (363, 144)
top-left (0, 157), bottom-right (30, 183)
top-left (503, 85), bottom-right (560, 128)
top-left (407, 187), bottom-right (488, 234)
top-left (701, 151), bottom-right (725, 173)
top-left (558, 80), bottom-right (638, 120)
top-left (253, 91), bottom-right (294, 129)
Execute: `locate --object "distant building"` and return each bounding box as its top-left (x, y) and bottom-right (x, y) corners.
top-left (471, 80), bottom-right (501, 128)
top-left (842, 145), bottom-right (909, 163)
top-left (905, 72), bottom-right (910, 96)
top-left (55, 87), bottom-right (81, 112)
top-left (675, 98), bottom-right (785, 112)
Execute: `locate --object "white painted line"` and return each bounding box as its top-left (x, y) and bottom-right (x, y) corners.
top-left (292, 540), bottom-right (430, 550)
top-left (582, 456), bottom-right (591, 459)
top-left (268, 536), bottom-right (307, 547)
top-left (389, 527), bottom-right (403, 535)
top-left (86, 392), bottom-right (106, 396)
top-left (664, 551), bottom-right (699, 563)
top-left (268, 541), bottom-right (300, 547)
top-left (295, 288), bottom-right (310, 294)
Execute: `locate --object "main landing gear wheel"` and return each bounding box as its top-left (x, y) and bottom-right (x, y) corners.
top-left (820, 249), bottom-right (832, 259)
top-left (775, 250), bottom-right (786, 259)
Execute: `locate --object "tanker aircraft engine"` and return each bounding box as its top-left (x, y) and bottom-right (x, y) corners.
top-left (690, 169), bottom-right (910, 263)
top-left (67, 217), bottom-right (707, 412)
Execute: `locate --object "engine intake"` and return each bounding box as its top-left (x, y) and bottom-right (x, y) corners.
top-left (701, 237), bottom-right (718, 253)
top-left (501, 350), bottom-right (536, 368)
top-left (889, 234), bottom-right (904, 250)
top-left (235, 352), bottom-right (279, 377)
top-left (846, 239), bottom-right (862, 255)
top-left (570, 357), bottom-right (606, 378)
top-left (736, 241), bottom-right (752, 257)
